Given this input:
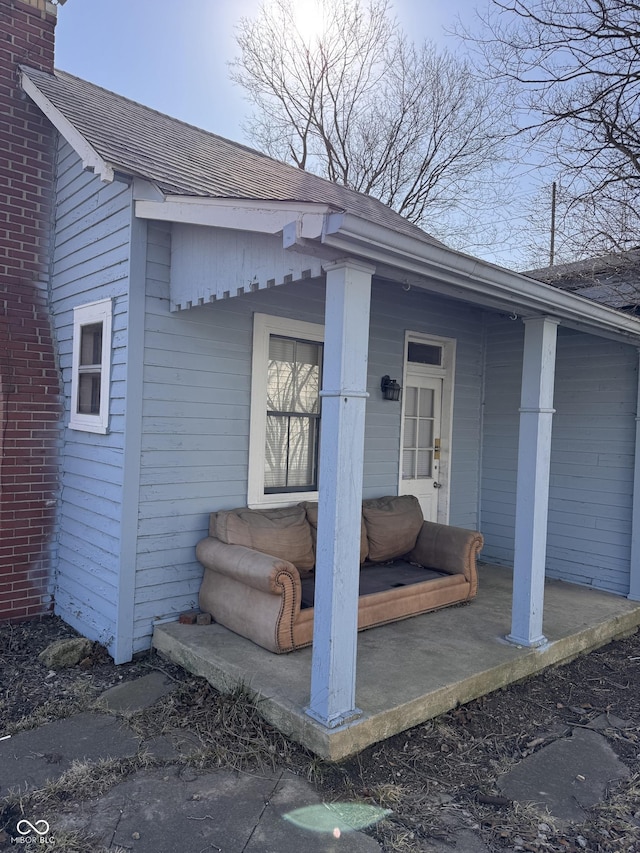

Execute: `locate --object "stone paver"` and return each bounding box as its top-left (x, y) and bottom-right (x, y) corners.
top-left (0, 714), bottom-right (140, 795)
top-left (52, 768), bottom-right (383, 852)
top-left (498, 727), bottom-right (630, 823)
top-left (100, 671), bottom-right (177, 712)
top-left (2, 672), bottom-right (632, 852)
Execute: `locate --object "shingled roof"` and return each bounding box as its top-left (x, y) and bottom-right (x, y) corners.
top-left (527, 251), bottom-right (640, 313)
top-left (22, 66), bottom-right (443, 248)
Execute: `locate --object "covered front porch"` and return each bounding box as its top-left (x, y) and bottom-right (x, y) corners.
top-left (142, 198), bottom-right (640, 729)
top-left (153, 564), bottom-right (640, 761)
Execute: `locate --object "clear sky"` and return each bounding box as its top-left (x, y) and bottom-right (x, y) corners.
top-left (54, 0), bottom-right (479, 144)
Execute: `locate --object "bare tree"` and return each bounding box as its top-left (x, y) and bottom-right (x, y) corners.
top-left (467, 0), bottom-right (640, 259)
top-left (230, 0), bottom-right (511, 246)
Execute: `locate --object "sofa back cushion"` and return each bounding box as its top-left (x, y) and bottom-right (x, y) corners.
top-left (211, 505), bottom-right (315, 571)
top-left (362, 495), bottom-right (424, 562)
top-left (300, 501), bottom-right (369, 564)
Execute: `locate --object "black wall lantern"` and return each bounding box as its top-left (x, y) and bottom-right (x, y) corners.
top-left (381, 375), bottom-right (402, 401)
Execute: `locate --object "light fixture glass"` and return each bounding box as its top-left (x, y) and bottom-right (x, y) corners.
top-left (380, 375), bottom-right (402, 401)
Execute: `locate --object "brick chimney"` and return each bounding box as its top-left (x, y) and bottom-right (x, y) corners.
top-left (0, 0), bottom-right (62, 621)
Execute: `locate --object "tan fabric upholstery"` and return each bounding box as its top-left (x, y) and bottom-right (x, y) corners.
top-left (409, 521), bottom-right (483, 599)
top-left (211, 505), bottom-right (315, 571)
top-left (196, 537), bottom-right (303, 653)
top-left (196, 496), bottom-right (483, 653)
top-left (300, 501), bottom-right (369, 564)
top-left (362, 495), bottom-right (424, 562)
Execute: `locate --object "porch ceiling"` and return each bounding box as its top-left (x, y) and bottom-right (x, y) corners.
top-left (153, 565), bottom-right (640, 761)
top-left (148, 195), bottom-right (640, 345)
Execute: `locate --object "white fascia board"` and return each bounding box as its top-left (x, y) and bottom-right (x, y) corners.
top-left (323, 212), bottom-right (640, 343)
top-left (20, 69), bottom-right (114, 183)
top-left (135, 196), bottom-right (330, 237)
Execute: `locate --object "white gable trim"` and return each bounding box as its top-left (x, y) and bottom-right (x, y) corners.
top-left (20, 68), bottom-right (115, 183)
top-left (135, 196), bottom-right (331, 237)
top-left (169, 223), bottom-right (326, 310)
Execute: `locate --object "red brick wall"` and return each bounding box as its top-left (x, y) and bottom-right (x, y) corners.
top-left (0, 0), bottom-right (61, 620)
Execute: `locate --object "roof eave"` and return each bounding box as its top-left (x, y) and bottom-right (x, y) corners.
top-left (20, 67), bottom-right (115, 183)
top-left (135, 195), bottom-right (335, 237)
top-left (322, 212), bottom-right (640, 343)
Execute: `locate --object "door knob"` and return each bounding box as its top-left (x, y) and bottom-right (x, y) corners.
top-left (433, 481), bottom-right (442, 489)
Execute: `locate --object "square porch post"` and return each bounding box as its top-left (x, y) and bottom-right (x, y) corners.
top-left (508, 315), bottom-right (559, 648)
top-left (306, 258), bottom-right (374, 728)
top-left (628, 348), bottom-right (640, 601)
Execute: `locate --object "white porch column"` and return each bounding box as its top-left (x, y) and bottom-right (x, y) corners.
top-left (508, 316), bottom-right (559, 648)
top-left (306, 258), bottom-right (374, 728)
top-left (628, 348), bottom-right (640, 601)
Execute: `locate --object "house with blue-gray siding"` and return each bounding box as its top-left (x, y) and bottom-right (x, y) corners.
top-left (14, 58), bottom-right (640, 730)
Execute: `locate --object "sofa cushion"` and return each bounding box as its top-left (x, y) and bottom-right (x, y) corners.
top-left (300, 501), bottom-right (369, 564)
top-left (212, 505), bottom-right (315, 571)
top-left (362, 495), bottom-right (424, 562)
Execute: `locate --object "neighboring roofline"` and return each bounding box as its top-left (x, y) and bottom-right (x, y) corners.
top-left (527, 249), bottom-right (640, 283)
top-left (19, 66), bottom-right (115, 182)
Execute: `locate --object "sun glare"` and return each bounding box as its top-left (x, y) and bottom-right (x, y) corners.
top-left (292, 1), bottom-right (326, 43)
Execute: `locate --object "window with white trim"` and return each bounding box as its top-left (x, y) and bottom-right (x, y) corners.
top-left (248, 314), bottom-right (324, 507)
top-left (69, 299), bottom-right (112, 434)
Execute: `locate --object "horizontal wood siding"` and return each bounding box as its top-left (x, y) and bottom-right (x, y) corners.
top-left (479, 316), bottom-right (523, 565)
top-left (134, 239), bottom-right (485, 650)
top-left (366, 282), bottom-right (484, 529)
top-left (547, 331), bottom-right (636, 593)
top-left (481, 318), bottom-right (637, 595)
top-left (134, 223), bottom-right (328, 650)
top-left (50, 140), bottom-right (131, 649)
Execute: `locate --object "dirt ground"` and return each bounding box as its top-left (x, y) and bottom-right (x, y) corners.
top-left (1, 616), bottom-right (640, 852)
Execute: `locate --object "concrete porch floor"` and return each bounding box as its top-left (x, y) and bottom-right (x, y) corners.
top-left (153, 565), bottom-right (640, 761)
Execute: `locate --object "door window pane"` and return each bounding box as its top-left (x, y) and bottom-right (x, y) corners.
top-left (402, 450), bottom-right (415, 480)
top-left (418, 419), bottom-right (433, 448)
top-left (403, 383), bottom-right (438, 480)
top-left (419, 388), bottom-right (434, 418)
top-left (416, 450), bottom-right (433, 478)
top-left (403, 418), bottom-right (416, 448)
top-left (404, 386), bottom-right (418, 417)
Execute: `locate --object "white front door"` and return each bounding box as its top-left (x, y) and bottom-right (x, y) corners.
top-left (400, 373), bottom-right (443, 522)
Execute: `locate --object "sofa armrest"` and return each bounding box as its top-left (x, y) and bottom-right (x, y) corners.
top-left (196, 536), bottom-right (301, 597)
top-left (408, 522), bottom-right (483, 584)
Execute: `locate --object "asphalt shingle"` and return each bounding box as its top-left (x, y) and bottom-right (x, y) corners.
top-left (23, 66), bottom-right (442, 247)
top-left (528, 252), bottom-right (640, 311)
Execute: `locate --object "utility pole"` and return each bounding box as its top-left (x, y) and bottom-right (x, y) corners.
top-left (549, 181), bottom-right (556, 267)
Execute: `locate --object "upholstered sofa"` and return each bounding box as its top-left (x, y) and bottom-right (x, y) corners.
top-left (196, 495), bottom-right (483, 654)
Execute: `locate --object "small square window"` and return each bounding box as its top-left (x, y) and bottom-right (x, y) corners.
top-left (69, 300), bottom-right (112, 433)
